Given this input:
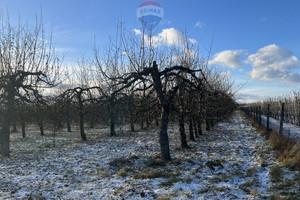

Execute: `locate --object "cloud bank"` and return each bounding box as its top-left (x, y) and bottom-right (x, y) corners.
top-left (209, 50), bottom-right (247, 69)
top-left (211, 44), bottom-right (300, 85)
top-left (246, 44), bottom-right (300, 85)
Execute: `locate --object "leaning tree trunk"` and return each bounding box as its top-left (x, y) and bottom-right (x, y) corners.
top-left (151, 62), bottom-right (172, 161)
top-left (159, 106), bottom-right (171, 161)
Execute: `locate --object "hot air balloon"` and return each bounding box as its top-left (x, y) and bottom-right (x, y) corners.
top-left (137, 1), bottom-right (164, 32)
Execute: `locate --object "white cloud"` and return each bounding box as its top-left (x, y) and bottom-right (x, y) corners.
top-left (246, 44), bottom-right (300, 85)
top-left (235, 92), bottom-right (267, 104)
top-left (209, 50), bottom-right (247, 69)
top-left (221, 71), bottom-right (232, 77)
top-left (194, 21), bottom-right (205, 28)
top-left (133, 28), bottom-right (142, 35)
top-left (188, 38), bottom-right (197, 44)
top-left (152, 28), bottom-right (195, 46)
top-left (134, 28), bottom-right (197, 47)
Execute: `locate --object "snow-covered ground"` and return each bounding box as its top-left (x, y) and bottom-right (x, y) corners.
top-left (1, 111), bottom-right (299, 199)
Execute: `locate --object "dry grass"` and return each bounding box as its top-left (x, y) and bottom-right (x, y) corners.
top-left (269, 131), bottom-right (300, 170)
top-left (109, 155), bottom-right (139, 169)
top-left (97, 170), bottom-right (111, 178)
top-left (156, 192), bottom-right (191, 200)
top-left (239, 178), bottom-right (257, 193)
top-left (132, 170), bottom-right (168, 179)
top-left (146, 158), bottom-right (166, 168)
top-left (246, 168), bottom-right (257, 177)
top-left (116, 167), bottom-right (133, 177)
top-left (159, 177), bottom-right (182, 187)
top-left (269, 165), bottom-right (283, 182)
top-left (156, 192), bottom-right (179, 200)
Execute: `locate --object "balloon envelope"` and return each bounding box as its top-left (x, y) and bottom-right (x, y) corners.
top-left (137, 1), bottom-right (164, 32)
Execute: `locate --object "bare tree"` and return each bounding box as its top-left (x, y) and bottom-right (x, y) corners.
top-left (94, 25), bottom-right (134, 136)
top-left (62, 56), bottom-right (101, 141)
top-left (0, 13), bottom-right (62, 157)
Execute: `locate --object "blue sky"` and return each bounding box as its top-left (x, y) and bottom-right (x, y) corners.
top-left (1, 0), bottom-right (300, 103)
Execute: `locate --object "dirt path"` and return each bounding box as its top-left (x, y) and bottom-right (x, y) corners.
top-left (1, 111), bottom-right (299, 199)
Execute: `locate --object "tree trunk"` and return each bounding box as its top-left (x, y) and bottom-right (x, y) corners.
top-left (0, 121), bottom-right (11, 157)
top-left (22, 122), bottom-right (26, 138)
top-left (66, 102), bottom-right (72, 132)
top-left (155, 117), bottom-right (159, 127)
top-left (146, 117), bottom-right (150, 128)
top-left (189, 117), bottom-right (195, 141)
top-left (129, 96), bottom-right (135, 132)
top-left (12, 122), bottom-right (17, 132)
top-left (67, 120), bottom-right (72, 132)
top-left (193, 117), bottom-right (198, 138)
top-left (90, 118), bottom-right (94, 128)
top-left (110, 117), bottom-right (116, 136)
top-left (210, 119), bottom-right (214, 128)
top-left (179, 112), bottom-right (189, 148)
top-left (79, 110), bottom-right (86, 141)
top-left (151, 61), bottom-right (171, 161)
top-left (206, 118), bottom-right (210, 131)
top-left (197, 117), bottom-right (203, 135)
top-left (160, 107), bottom-right (171, 161)
top-left (38, 120), bottom-right (44, 136)
top-left (109, 97), bottom-right (116, 136)
top-left (78, 93), bottom-right (87, 141)
top-left (130, 122), bottom-right (135, 132)
top-left (0, 88), bottom-right (14, 157)
top-left (141, 120), bottom-right (144, 129)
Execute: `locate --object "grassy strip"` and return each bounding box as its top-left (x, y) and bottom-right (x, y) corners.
top-left (241, 111), bottom-right (300, 170)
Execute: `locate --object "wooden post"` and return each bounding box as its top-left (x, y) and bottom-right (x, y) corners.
top-left (259, 106), bottom-right (262, 126)
top-left (255, 106), bottom-right (258, 122)
top-left (279, 103), bottom-right (285, 134)
top-left (267, 104), bottom-right (270, 131)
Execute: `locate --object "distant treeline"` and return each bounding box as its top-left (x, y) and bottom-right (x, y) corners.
top-left (242, 90), bottom-right (300, 126)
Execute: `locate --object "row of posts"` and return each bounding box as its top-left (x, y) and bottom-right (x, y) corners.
top-left (242, 103), bottom-right (285, 134)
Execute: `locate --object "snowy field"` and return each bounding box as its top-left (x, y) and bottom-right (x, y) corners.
top-left (1, 111), bottom-right (299, 199)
